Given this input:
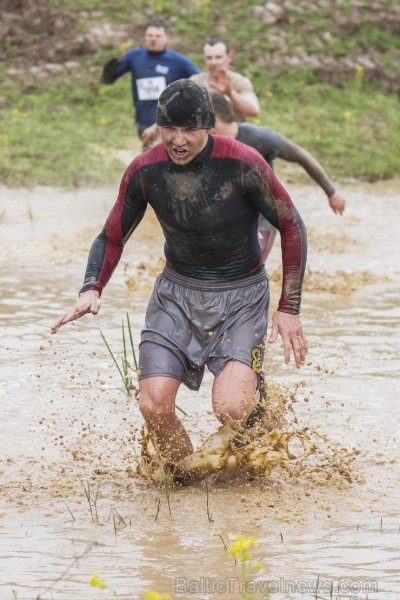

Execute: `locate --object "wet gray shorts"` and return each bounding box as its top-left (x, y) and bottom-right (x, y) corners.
top-left (138, 266), bottom-right (269, 390)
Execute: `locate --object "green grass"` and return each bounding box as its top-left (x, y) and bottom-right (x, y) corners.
top-left (256, 75), bottom-right (399, 181)
top-left (0, 0), bottom-right (399, 187)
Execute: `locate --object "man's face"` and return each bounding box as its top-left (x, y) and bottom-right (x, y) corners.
top-left (144, 26), bottom-right (169, 53)
top-left (159, 126), bottom-right (209, 165)
top-left (203, 42), bottom-right (231, 74)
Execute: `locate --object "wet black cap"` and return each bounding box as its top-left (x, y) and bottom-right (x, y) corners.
top-left (156, 79), bottom-right (215, 128)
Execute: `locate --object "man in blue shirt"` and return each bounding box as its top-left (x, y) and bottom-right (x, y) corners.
top-left (102, 17), bottom-right (200, 149)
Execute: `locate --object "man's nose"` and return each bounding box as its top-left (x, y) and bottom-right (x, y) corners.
top-left (173, 130), bottom-right (186, 144)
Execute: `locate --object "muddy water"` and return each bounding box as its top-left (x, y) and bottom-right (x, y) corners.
top-left (0, 181), bottom-right (399, 599)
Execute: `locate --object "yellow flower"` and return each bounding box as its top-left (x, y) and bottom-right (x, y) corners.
top-left (0, 133), bottom-right (9, 147)
top-left (143, 592), bottom-right (171, 600)
top-left (354, 65), bottom-right (364, 76)
top-left (343, 111), bottom-right (352, 119)
top-left (228, 534), bottom-right (259, 561)
top-left (119, 42), bottom-right (131, 53)
top-left (100, 118), bottom-right (108, 126)
top-left (266, 91), bottom-right (274, 97)
top-left (11, 108), bottom-right (27, 118)
top-left (89, 571), bottom-right (108, 589)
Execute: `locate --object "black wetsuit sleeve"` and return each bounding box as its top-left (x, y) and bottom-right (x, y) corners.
top-left (243, 158), bottom-right (307, 314)
top-left (278, 139), bottom-right (336, 198)
top-left (101, 58), bottom-right (121, 84)
top-left (79, 168), bottom-right (147, 295)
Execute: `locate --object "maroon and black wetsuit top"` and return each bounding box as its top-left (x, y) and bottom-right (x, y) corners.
top-left (81, 135), bottom-right (307, 314)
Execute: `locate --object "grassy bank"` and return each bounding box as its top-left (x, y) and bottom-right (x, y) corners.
top-left (0, 0), bottom-right (399, 188)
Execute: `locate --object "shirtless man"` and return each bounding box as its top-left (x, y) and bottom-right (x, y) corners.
top-left (210, 90), bottom-right (346, 259)
top-left (191, 37), bottom-right (260, 122)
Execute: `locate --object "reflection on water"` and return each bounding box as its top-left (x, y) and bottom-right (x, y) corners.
top-left (0, 182), bottom-right (399, 599)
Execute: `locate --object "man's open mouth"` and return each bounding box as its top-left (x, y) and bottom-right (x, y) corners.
top-left (173, 148), bottom-right (188, 158)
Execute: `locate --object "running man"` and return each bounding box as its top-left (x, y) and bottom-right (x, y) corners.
top-left (51, 80), bottom-right (308, 464)
top-left (101, 17), bottom-right (200, 150)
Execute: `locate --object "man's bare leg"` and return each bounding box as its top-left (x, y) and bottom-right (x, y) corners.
top-left (212, 360), bottom-right (258, 424)
top-left (139, 376), bottom-right (193, 463)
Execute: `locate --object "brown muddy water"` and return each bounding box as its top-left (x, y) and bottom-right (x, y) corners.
top-left (0, 179), bottom-right (399, 599)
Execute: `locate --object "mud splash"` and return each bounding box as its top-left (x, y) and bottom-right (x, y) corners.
top-left (136, 379), bottom-right (358, 489)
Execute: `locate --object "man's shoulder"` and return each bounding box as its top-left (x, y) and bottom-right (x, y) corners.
top-left (123, 46), bottom-right (144, 58)
top-left (238, 123), bottom-right (284, 156)
top-left (239, 122), bottom-right (282, 141)
top-left (124, 144), bottom-right (169, 176)
top-left (211, 134), bottom-right (262, 162)
top-left (163, 48), bottom-right (195, 62)
top-left (228, 70), bottom-right (254, 92)
top-left (120, 47), bottom-right (146, 65)
top-left (190, 72), bottom-right (208, 84)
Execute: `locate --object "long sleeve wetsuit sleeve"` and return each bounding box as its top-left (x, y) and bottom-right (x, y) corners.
top-left (243, 155), bottom-right (307, 315)
top-left (79, 168), bottom-right (147, 295)
top-left (278, 139), bottom-right (336, 198)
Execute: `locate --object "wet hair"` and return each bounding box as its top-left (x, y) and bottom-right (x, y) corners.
top-left (204, 37), bottom-right (230, 53)
top-left (145, 17), bottom-right (170, 33)
top-left (209, 91), bottom-right (235, 123)
top-left (157, 79), bottom-right (215, 128)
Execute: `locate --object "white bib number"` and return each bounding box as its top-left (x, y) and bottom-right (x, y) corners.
top-left (136, 76), bottom-right (166, 101)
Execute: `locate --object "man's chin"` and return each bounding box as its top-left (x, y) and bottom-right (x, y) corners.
top-left (170, 156), bottom-right (191, 166)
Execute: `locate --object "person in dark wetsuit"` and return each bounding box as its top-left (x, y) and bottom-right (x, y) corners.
top-left (210, 91), bottom-right (346, 260)
top-left (51, 80), bottom-right (308, 465)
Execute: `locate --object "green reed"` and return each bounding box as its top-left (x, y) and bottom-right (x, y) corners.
top-left (100, 313), bottom-right (187, 415)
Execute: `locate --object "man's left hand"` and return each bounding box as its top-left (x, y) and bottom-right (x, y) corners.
top-left (140, 123), bottom-right (159, 147)
top-left (328, 192), bottom-right (346, 215)
top-left (268, 310), bottom-right (308, 368)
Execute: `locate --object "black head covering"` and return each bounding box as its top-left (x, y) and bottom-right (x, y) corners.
top-left (156, 79), bottom-right (215, 128)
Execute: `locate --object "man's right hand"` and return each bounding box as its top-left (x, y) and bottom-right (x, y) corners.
top-left (268, 310), bottom-right (308, 368)
top-left (209, 67), bottom-right (232, 96)
top-left (51, 290), bottom-right (101, 334)
top-left (101, 58), bottom-right (120, 84)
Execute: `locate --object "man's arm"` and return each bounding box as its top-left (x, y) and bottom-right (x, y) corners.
top-left (278, 139), bottom-right (346, 214)
top-left (244, 152), bottom-right (308, 366)
top-left (101, 57), bottom-right (122, 84)
top-left (51, 165), bottom-right (147, 333)
top-left (251, 170), bottom-right (307, 315)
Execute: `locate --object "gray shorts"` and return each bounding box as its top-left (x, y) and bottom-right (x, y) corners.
top-left (138, 266), bottom-right (269, 390)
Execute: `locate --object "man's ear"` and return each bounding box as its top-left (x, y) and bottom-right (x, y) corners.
top-left (227, 51), bottom-right (234, 65)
